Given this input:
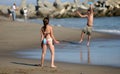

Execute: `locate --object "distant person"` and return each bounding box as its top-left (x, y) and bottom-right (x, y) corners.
top-left (76, 4), bottom-right (94, 46)
top-left (23, 7), bottom-right (28, 21)
top-left (7, 7), bottom-right (12, 21)
top-left (40, 17), bottom-right (59, 68)
top-left (11, 3), bottom-right (17, 21)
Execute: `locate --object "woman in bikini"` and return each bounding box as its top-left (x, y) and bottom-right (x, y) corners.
top-left (40, 17), bottom-right (59, 68)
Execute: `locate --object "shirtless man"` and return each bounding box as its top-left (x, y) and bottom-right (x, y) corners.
top-left (76, 4), bottom-right (94, 46)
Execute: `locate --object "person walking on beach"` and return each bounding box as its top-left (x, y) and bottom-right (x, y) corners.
top-left (7, 7), bottom-right (12, 21)
top-left (23, 7), bottom-right (28, 21)
top-left (11, 3), bottom-right (17, 21)
top-left (40, 16), bottom-right (59, 68)
top-left (76, 4), bottom-right (94, 46)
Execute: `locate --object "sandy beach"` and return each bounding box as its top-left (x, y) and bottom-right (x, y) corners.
top-left (0, 16), bottom-right (120, 74)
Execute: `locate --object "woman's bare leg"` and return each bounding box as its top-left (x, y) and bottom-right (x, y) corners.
top-left (48, 43), bottom-right (56, 68)
top-left (40, 44), bottom-right (47, 67)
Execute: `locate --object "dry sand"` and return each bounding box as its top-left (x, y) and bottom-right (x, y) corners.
top-left (0, 16), bottom-right (120, 74)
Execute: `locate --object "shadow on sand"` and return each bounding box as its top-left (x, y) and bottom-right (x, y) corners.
top-left (11, 62), bottom-right (40, 67)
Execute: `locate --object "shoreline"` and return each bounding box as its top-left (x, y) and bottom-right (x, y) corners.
top-left (13, 38), bottom-right (120, 68)
top-left (0, 16), bottom-right (120, 74)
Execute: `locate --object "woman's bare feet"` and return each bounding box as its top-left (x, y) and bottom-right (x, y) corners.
top-left (51, 65), bottom-right (57, 68)
top-left (37, 64), bottom-right (43, 67)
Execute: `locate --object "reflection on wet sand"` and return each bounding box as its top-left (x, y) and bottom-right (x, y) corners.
top-left (80, 46), bottom-right (91, 64)
top-left (87, 47), bottom-right (90, 64)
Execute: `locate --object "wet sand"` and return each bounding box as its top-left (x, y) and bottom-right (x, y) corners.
top-left (15, 39), bottom-right (120, 68)
top-left (0, 16), bottom-right (120, 74)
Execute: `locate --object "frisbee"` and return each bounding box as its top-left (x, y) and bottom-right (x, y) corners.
top-left (88, 2), bottom-right (93, 5)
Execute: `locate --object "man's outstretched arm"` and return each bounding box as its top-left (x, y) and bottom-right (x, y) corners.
top-left (76, 11), bottom-right (88, 18)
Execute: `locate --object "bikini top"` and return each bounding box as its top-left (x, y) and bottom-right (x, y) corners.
top-left (42, 27), bottom-right (51, 38)
top-left (43, 31), bottom-right (51, 38)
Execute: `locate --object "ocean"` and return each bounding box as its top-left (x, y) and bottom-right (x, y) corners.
top-left (29, 16), bottom-right (120, 35)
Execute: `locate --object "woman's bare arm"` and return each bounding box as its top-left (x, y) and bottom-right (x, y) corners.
top-left (50, 26), bottom-right (59, 44)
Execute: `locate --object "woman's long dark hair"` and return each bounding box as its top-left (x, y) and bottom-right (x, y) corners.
top-left (43, 16), bottom-right (49, 31)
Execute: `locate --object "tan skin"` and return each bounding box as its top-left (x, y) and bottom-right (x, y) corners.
top-left (40, 23), bottom-right (59, 68)
top-left (76, 5), bottom-right (94, 46)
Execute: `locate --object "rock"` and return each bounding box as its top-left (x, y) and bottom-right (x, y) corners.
top-left (43, 1), bottom-right (56, 10)
top-left (113, 7), bottom-right (120, 16)
top-left (38, 7), bottom-right (54, 17)
top-left (50, 11), bottom-right (60, 18)
top-left (53, 0), bottom-right (64, 10)
top-left (1, 0), bottom-right (120, 18)
top-left (95, 2), bottom-right (100, 7)
top-left (21, 0), bottom-right (27, 8)
top-left (74, 0), bottom-right (81, 7)
top-left (27, 4), bottom-right (36, 17)
top-left (94, 7), bottom-right (107, 17)
top-left (43, 1), bottom-right (53, 8)
top-left (37, 0), bottom-right (44, 7)
top-left (64, 3), bottom-right (71, 11)
top-left (59, 8), bottom-right (66, 15)
top-left (0, 6), bottom-right (9, 14)
top-left (79, 5), bottom-right (88, 10)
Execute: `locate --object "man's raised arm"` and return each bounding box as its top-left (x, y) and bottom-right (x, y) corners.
top-left (76, 11), bottom-right (88, 18)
